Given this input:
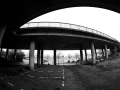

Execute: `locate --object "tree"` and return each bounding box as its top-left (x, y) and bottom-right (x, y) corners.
top-left (56, 51), bottom-right (63, 64)
top-left (74, 53), bottom-right (80, 61)
top-left (67, 54), bottom-right (72, 61)
top-left (45, 55), bottom-right (50, 61)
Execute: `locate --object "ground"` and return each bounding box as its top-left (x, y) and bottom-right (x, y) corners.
top-left (1, 57), bottom-right (120, 90)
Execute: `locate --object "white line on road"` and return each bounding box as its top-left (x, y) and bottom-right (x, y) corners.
top-left (38, 71), bottom-right (43, 72)
top-left (48, 71), bottom-right (53, 72)
top-left (62, 81), bottom-right (64, 87)
top-left (27, 75), bottom-right (34, 77)
top-left (7, 82), bottom-right (14, 86)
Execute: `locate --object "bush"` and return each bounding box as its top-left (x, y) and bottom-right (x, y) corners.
top-left (16, 51), bottom-right (25, 61)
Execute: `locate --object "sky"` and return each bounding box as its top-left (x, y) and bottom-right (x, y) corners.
top-left (22, 7), bottom-right (120, 56)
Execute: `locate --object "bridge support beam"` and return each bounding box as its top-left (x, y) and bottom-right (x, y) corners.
top-left (29, 41), bottom-right (35, 71)
top-left (114, 46), bottom-right (117, 55)
top-left (54, 49), bottom-right (56, 65)
top-left (0, 24), bottom-right (7, 48)
top-left (102, 48), bottom-right (104, 58)
top-left (95, 49), bottom-right (97, 60)
top-left (85, 49), bottom-right (87, 61)
top-left (14, 49), bottom-right (17, 61)
top-left (80, 46), bottom-right (83, 64)
top-left (37, 48), bottom-right (41, 66)
top-left (91, 42), bottom-right (96, 64)
top-left (0, 48), bottom-right (2, 56)
top-left (6, 48), bottom-right (9, 60)
top-left (41, 49), bottom-right (43, 65)
top-left (105, 44), bottom-right (108, 59)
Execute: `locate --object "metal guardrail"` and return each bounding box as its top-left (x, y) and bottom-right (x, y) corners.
top-left (20, 22), bottom-right (118, 42)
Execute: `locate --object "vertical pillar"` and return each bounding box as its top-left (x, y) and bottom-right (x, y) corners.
top-left (105, 44), bottom-right (108, 59)
top-left (102, 48), bottom-right (104, 58)
top-left (54, 49), bottom-right (56, 65)
top-left (80, 46), bottom-right (83, 64)
top-left (6, 48), bottom-right (9, 60)
top-left (0, 24), bottom-right (7, 48)
top-left (14, 49), bottom-right (17, 61)
top-left (0, 48), bottom-right (2, 56)
top-left (37, 48), bottom-right (41, 66)
top-left (95, 48), bottom-right (97, 60)
top-left (85, 49), bottom-right (87, 61)
top-left (114, 46), bottom-right (117, 55)
top-left (29, 41), bottom-right (35, 71)
top-left (41, 49), bottom-right (43, 65)
top-left (91, 42), bottom-right (96, 64)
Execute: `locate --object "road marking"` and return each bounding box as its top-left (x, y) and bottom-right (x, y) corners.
top-left (7, 82), bottom-right (14, 86)
top-left (63, 76), bottom-right (64, 79)
top-left (40, 77), bottom-right (45, 78)
top-left (62, 81), bottom-right (64, 87)
top-left (48, 71), bottom-right (53, 72)
top-left (27, 75), bottom-right (34, 77)
top-left (38, 71), bottom-right (43, 72)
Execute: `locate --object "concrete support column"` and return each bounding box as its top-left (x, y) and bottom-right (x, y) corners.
top-left (54, 49), bottom-right (56, 65)
top-left (0, 24), bottom-right (7, 48)
top-left (6, 48), bottom-right (9, 60)
top-left (114, 46), bottom-right (117, 55)
top-left (102, 48), bottom-right (104, 58)
top-left (14, 49), bottom-right (17, 61)
top-left (105, 44), bottom-right (108, 59)
top-left (95, 49), bottom-right (97, 60)
top-left (37, 48), bottom-right (41, 66)
top-left (0, 48), bottom-right (2, 56)
top-left (41, 49), bottom-right (43, 65)
top-left (85, 49), bottom-right (87, 61)
top-left (29, 41), bottom-right (35, 71)
top-left (80, 46), bottom-right (83, 64)
top-left (91, 42), bottom-right (96, 64)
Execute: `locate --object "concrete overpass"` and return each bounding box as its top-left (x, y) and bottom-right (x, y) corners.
top-left (1, 0), bottom-right (120, 70)
top-left (2, 22), bottom-right (118, 70)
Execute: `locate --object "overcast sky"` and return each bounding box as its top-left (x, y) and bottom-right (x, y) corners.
top-left (22, 7), bottom-right (120, 56)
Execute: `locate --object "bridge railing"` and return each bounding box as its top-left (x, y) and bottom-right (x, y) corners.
top-left (20, 22), bottom-right (118, 42)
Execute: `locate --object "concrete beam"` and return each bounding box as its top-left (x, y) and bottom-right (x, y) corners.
top-left (105, 44), bottom-right (108, 59)
top-left (80, 46), bottom-right (83, 64)
top-left (41, 49), bottom-right (43, 65)
top-left (95, 48), bottom-right (97, 60)
top-left (0, 24), bottom-right (7, 48)
top-left (91, 42), bottom-right (96, 64)
top-left (85, 49), bottom-right (87, 61)
top-left (114, 46), bottom-right (117, 55)
top-left (29, 41), bottom-right (35, 71)
top-left (37, 48), bottom-right (41, 66)
top-left (6, 48), bottom-right (9, 60)
top-left (54, 49), bottom-right (56, 65)
top-left (14, 49), bottom-right (17, 61)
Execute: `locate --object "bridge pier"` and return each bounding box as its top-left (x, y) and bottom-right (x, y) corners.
top-left (37, 48), bottom-right (41, 66)
top-left (91, 42), bottom-right (96, 64)
top-left (85, 49), bottom-right (87, 61)
top-left (102, 48), bottom-right (104, 58)
top-left (114, 46), bottom-right (117, 55)
top-left (29, 41), bottom-right (35, 71)
top-left (95, 48), bottom-right (97, 60)
top-left (0, 48), bottom-right (2, 56)
top-left (105, 44), bottom-right (108, 59)
top-left (41, 49), bottom-right (43, 65)
top-left (6, 48), bottom-right (9, 60)
top-left (80, 46), bottom-right (83, 64)
top-left (54, 49), bottom-right (56, 65)
top-left (14, 49), bottom-right (17, 61)
top-left (0, 23), bottom-right (7, 48)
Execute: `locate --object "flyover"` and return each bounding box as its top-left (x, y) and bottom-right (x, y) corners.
top-left (1, 1), bottom-right (120, 70)
top-left (2, 21), bottom-right (118, 70)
